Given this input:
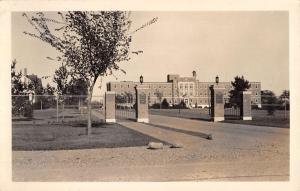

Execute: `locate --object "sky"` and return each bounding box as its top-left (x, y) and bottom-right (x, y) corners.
top-left (12, 11), bottom-right (289, 96)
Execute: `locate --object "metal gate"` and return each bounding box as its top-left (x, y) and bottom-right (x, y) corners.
top-left (224, 106), bottom-right (241, 120)
top-left (115, 93), bottom-right (136, 121)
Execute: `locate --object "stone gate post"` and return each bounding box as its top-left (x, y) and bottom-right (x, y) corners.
top-left (105, 91), bottom-right (116, 123)
top-left (210, 85), bottom-right (225, 122)
top-left (240, 91), bottom-right (252, 120)
top-left (135, 85), bottom-right (149, 123)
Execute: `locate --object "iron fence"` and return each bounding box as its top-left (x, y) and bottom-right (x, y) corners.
top-left (115, 93), bottom-right (136, 121)
top-left (224, 107), bottom-right (241, 119)
top-left (12, 94), bottom-right (104, 124)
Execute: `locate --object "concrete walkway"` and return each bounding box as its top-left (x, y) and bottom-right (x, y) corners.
top-left (119, 121), bottom-right (207, 148)
top-left (119, 114), bottom-right (289, 152)
top-left (148, 114), bottom-right (289, 149)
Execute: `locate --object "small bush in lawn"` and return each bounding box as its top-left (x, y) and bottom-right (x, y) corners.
top-left (266, 105), bottom-right (276, 116)
top-left (161, 98), bottom-right (169, 109)
top-left (173, 100), bottom-right (188, 109)
top-left (23, 101), bottom-right (33, 118)
top-left (150, 103), bottom-right (161, 109)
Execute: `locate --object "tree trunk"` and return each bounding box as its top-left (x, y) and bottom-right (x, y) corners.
top-left (86, 91), bottom-right (92, 135)
top-left (86, 84), bottom-right (95, 136)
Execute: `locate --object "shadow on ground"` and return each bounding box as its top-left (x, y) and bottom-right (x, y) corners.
top-left (148, 123), bottom-right (212, 140)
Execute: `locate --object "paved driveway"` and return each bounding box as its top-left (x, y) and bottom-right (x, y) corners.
top-left (13, 114), bottom-right (289, 181)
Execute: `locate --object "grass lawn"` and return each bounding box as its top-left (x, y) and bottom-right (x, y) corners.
top-left (12, 122), bottom-right (166, 151)
top-left (223, 110), bottom-right (290, 128)
top-left (223, 117), bottom-right (289, 128)
top-left (12, 108), bottom-right (166, 151)
top-left (150, 108), bottom-right (289, 128)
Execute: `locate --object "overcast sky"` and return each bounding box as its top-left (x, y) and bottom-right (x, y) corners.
top-left (12, 11), bottom-right (289, 96)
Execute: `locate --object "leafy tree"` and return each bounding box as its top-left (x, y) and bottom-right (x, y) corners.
top-left (53, 64), bottom-right (69, 95)
top-left (44, 83), bottom-right (56, 95)
top-left (11, 59), bottom-right (25, 95)
top-left (11, 60), bottom-right (27, 116)
top-left (161, 98), bottom-right (169, 109)
top-left (154, 89), bottom-right (163, 109)
top-left (279, 90), bottom-right (289, 110)
top-left (67, 78), bottom-right (88, 95)
top-left (27, 74), bottom-right (44, 95)
top-left (279, 90), bottom-right (289, 100)
top-left (23, 11), bottom-right (157, 135)
top-left (229, 76), bottom-right (251, 107)
top-left (261, 90), bottom-right (278, 115)
top-left (66, 77), bottom-right (88, 106)
top-left (23, 12), bottom-right (132, 135)
top-left (39, 83), bottom-right (56, 109)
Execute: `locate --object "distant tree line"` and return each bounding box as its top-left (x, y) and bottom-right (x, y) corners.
top-left (228, 75), bottom-right (289, 115)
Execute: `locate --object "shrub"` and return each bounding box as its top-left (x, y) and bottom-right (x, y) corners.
top-left (12, 96), bottom-right (27, 116)
top-left (224, 102), bottom-right (233, 108)
top-left (266, 105), bottom-right (276, 115)
top-left (23, 101), bottom-right (33, 118)
top-left (173, 100), bottom-right (188, 109)
top-left (161, 98), bottom-right (169, 109)
top-left (150, 103), bottom-right (161, 109)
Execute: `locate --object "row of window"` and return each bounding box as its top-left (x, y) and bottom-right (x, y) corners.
top-left (112, 84), bottom-right (260, 91)
top-left (113, 84), bottom-right (172, 89)
top-left (150, 99), bottom-right (260, 104)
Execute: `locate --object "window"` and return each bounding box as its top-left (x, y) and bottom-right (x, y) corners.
top-left (255, 99), bottom-right (258, 103)
top-left (128, 85), bottom-right (130, 88)
top-left (256, 92), bottom-right (258, 95)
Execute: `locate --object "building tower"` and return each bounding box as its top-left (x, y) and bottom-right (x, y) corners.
top-left (192, 70), bottom-right (196, 79)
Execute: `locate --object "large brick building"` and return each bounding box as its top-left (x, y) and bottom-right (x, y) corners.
top-left (107, 72), bottom-right (262, 108)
